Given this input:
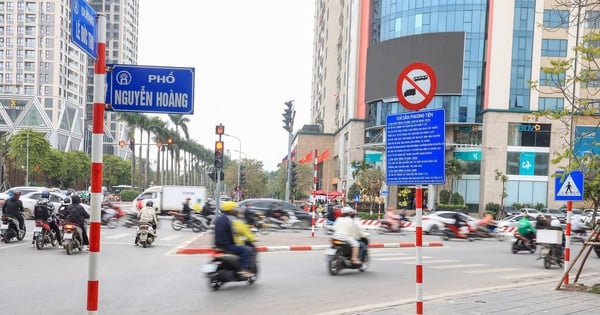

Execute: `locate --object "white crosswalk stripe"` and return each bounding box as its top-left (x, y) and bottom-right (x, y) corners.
top-left (160, 235), bottom-right (181, 241)
top-left (463, 268), bottom-right (519, 274)
top-left (431, 264), bottom-right (487, 269)
top-left (106, 233), bottom-right (130, 239)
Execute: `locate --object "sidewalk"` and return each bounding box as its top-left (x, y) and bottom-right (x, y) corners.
top-left (175, 229), bottom-right (443, 254)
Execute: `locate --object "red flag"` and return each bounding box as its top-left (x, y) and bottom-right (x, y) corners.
top-left (317, 148), bottom-right (330, 163)
top-left (298, 151), bottom-right (313, 164)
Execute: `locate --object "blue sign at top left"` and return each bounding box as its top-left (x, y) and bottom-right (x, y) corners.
top-left (71, 0), bottom-right (97, 58)
top-left (106, 64), bottom-right (195, 114)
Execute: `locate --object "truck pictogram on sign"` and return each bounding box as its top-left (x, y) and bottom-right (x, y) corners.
top-left (396, 62), bottom-right (437, 111)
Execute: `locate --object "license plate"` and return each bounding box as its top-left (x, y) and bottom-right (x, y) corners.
top-left (34, 226), bottom-right (42, 233)
top-left (201, 263), bottom-right (218, 273)
top-left (139, 234), bottom-right (147, 241)
top-left (63, 232), bottom-right (73, 240)
top-left (0, 223), bottom-right (8, 230)
top-left (325, 248), bottom-right (337, 256)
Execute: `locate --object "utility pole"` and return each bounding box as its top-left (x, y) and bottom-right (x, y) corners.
top-left (282, 100), bottom-right (295, 202)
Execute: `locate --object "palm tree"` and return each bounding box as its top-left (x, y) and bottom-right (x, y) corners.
top-left (116, 112), bottom-right (141, 187)
top-left (168, 114), bottom-right (190, 184)
top-left (146, 116), bottom-right (166, 187)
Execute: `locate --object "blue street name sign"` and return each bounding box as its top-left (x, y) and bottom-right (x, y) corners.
top-left (71, 0), bottom-right (97, 58)
top-left (106, 64), bottom-right (195, 114)
top-left (386, 108), bottom-right (446, 185)
top-left (554, 170), bottom-right (584, 201)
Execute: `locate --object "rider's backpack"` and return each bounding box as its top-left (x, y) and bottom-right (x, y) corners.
top-left (34, 204), bottom-right (51, 220)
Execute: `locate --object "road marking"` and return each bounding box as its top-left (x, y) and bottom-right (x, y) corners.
top-left (106, 233), bottom-right (130, 239)
top-left (377, 256), bottom-right (433, 261)
top-left (431, 264), bottom-right (486, 269)
top-left (463, 268), bottom-right (519, 274)
top-left (400, 259), bottom-right (458, 264)
top-left (370, 252), bottom-right (410, 257)
top-left (160, 235), bottom-right (181, 241)
top-left (499, 271), bottom-right (555, 280)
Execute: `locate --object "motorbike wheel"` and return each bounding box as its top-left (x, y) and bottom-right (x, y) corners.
top-left (377, 226), bottom-right (388, 235)
top-left (429, 225), bottom-right (440, 235)
top-left (142, 240), bottom-right (148, 248)
top-left (171, 219), bottom-right (184, 231)
top-left (210, 278), bottom-right (223, 291)
top-left (107, 218), bottom-right (118, 229)
top-left (530, 245), bottom-right (536, 254)
top-left (35, 231), bottom-right (45, 250)
top-left (191, 222), bottom-right (202, 233)
top-left (441, 231), bottom-right (450, 241)
top-left (66, 241), bottom-right (74, 255)
top-left (511, 242), bottom-right (518, 254)
top-left (359, 253), bottom-right (369, 272)
top-left (544, 256), bottom-right (551, 269)
top-left (328, 252), bottom-right (343, 276)
top-left (17, 227), bottom-right (25, 241)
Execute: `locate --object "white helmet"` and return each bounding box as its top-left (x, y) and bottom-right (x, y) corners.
top-left (551, 218), bottom-right (560, 227)
top-left (341, 206), bottom-right (355, 215)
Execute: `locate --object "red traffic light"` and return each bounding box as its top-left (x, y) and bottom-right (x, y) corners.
top-left (216, 124), bottom-right (225, 135)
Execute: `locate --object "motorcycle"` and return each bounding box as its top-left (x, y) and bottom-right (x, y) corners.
top-left (169, 211), bottom-right (208, 232)
top-left (511, 232), bottom-right (537, 254)
top-left (123, 212), bottom-right (140, 228)
top-left (136, 223), bottom-right (156, 248)
top-left (537, 243), bottom-right (564, 269)
top-left (62, 222), bottom-right (84, 255)
top-left (264, 211), bottom-right (302, 230)
top-left (441, 222), bottom-right (476, 241)
top-left (378, 215), bottom-right (410, 234)
top-left (0, 215), bottom-right (26, 243)
top-left (101, 205), bottom-right (125, 229)
top-left (33, 218), bottom-right (59, 250)
top-left (325, 237), bottom-right (369, 275)
top-left (324, 218), bottom-right (336, 235)
top-left (202, 242), bottom-right (258, 291)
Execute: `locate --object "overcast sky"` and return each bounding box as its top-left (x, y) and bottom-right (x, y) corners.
top-left (137, 0), bottom-right (314, 171)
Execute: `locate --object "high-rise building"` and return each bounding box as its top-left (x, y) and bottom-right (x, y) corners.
top-left (308, 0), bottom-right (600, 211)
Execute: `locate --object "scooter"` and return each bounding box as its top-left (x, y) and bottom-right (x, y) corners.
top-left (33, 218), bottom-right (59, 250)
top-left (135, 223), bottom-right (156, 248)
top-left (101, 206), bottom-right (125, 229)
top-left (202, 242), bottom-right (258, 291)
top-left (325, 237), bottom-right (369, 275)
top-left (0, 215), bottom-right (26, 243)
top-left (511, 232), bottom-right (536, 254)
top-left (378, 215), bottom-right (410, 234)
top-left (441, 223), bottom-right (476, 241)
top-left (169, 211), bottom-right (208, 232)
top-left (62, 222), bottom-right (84, 255)
top-left (537, 243), bottom-right (563, 269)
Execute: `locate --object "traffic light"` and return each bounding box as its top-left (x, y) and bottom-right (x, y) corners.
top-left (282, 100), bottom-right (295, 132)
top-left (214, 140), bottom-right (224, 168)
top-left (208, 170), bottom-right (224, 182)
top-left (167, 137), bottom-right (173, 147)
top-left (216, 124), bottom-right (225, 135)
top-left (128, 137), bottom-right (135, 150)
top-left (290, 162), bottom-right (298, 189)
top-left (240, 172), bottom-right (246, 186)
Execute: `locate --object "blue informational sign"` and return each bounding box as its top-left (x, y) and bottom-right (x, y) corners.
top-left (519, 152), bottom-right (536, 176)
top-left (71, 0), bottom-right (97, 58)
top-left (555, 170), bottom-right (584, 201)
top-left (106, 64), bottom-right (195, 114)
top-left (386, 108), bottom-right (446, 185)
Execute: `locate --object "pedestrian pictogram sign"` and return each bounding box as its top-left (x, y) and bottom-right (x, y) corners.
top-left (554, 170), bottom-right (584, 201)
top-left (396, 62), bottom-right (437, 111)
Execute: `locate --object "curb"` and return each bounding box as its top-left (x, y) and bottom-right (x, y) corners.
top-left (175, 241), bottom-right (444, 255)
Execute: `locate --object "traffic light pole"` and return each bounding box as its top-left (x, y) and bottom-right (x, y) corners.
top-left (285, 131), bottom-right (292, 202)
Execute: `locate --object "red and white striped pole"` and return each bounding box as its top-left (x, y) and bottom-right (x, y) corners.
top-left (564, 200), bottom-right (572, 285)
top-left (415, 185), bottom-right (423, 314)
top-left (311, 149), bottom-right (318, 237)
top-left (87, 13), bottom-right (106, 314)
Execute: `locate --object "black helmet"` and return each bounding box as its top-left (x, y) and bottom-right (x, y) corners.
top-left (71, 195), bottom-right (81, 204)
top-left (146, 200), bottom-right (154, 207)
top-left (63, 197), bottom-right (71, 205)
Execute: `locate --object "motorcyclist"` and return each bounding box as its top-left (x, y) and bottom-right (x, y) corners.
top-left (517, 214), bottom-right (536, 244)
top-left (2, 190), bottom-right (25, 233)
top-left (135, 200), bottom-right (158, 246)
top-left (182, 197), bottom-right (193, 223)
top-left (572, 216), bottom-right (587, 236)
top-left (57, 197), bottom-right (71, 220)
top-left (214, 201), bottom-right (257, 278)
top-left (33, 191), bottom-right (62, 245)
top-left (65, 195), bottom-right (90, 247)
top-left (332, 206), bottom-right (367, 264)
top-left (536, 214), bottom-right (550, 229)
top-left (384, 209), bottom-right (401, 231)
top-left (453, 212), bottom-right (468, 237)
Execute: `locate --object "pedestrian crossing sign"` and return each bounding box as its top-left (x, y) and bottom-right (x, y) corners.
top-left (554, 170), bottom-right (584, 201)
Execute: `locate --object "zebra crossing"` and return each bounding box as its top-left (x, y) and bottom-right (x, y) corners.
top-left (368, 249), bottom-right (558, 281)
top-left (101, 230), bottom-right (187, 244)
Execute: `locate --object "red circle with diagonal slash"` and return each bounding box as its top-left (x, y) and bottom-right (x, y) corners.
top-left (396, 62), bottom-right (437, 111)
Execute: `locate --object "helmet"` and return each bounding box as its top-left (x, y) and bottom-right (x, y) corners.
top-left (41, 191), bottom-right (50, 199)
top-left (551, 219), bottom-right (561, 227)
top-left (221, 201), bottom-right (238, 212)
top-left (71, 195), bottom-right (81, 204)
top-left (342, 206), bottom-right (356, 216)
top-left (63, 197), bottom-right (71, 205)
top-left (146, 200), bottom-right (154, 207)
top-left (13, 190), bottom-right (21, 197)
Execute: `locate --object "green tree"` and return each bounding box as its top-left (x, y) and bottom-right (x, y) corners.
top-left (103, 154), bottom-right (131, 188)
top-left (356, 168), bottom-right (384, 212)
top-left (7, 129), bottom-right (52, 185)
top-left (445, 159), bottom-right (466, 205)
top-left (494, 169), bottom-right (509, 219)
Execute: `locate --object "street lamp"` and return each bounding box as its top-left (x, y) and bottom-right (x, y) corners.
top-left (223, 133), bottom-right (242, 188)
top-left (26, 129), bottom-right (29, 186)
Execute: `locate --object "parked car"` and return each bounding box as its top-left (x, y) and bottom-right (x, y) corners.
top-left (20, 191), bottom-right (90, 219)
top-left (541, 208), bottom-right (566, 223)
top-left (520, 208), bottom-right (541, 218)
top-left (238, 198), bottom-right (312, 229)
top-left (497, 214), bottom-right (538, 229)
top-left (419, 211), bottom-right (478, 235)
top-left (502, 206), bottom-right (520, 217)
top-left (0, 186), bottom-right (50, 201)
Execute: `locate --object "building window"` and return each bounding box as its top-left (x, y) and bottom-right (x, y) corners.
top-left (506, 151), bottom-right (549, 176)
top-left (586, 11), bottom-right (600, 28)
top-left (539, 70), bottom-right (566, 86)
top-left (507, 123), bottom-right (551, 147)
top-left (543, 9), bottom-right (569, 28)
top-left (541, 39), bottom-right (567, 57)
top-left (538, 97), bottom-right (564, 111)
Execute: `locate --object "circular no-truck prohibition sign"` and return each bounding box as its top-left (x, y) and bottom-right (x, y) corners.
top-left (396, 62), bottom-right (437, 111)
